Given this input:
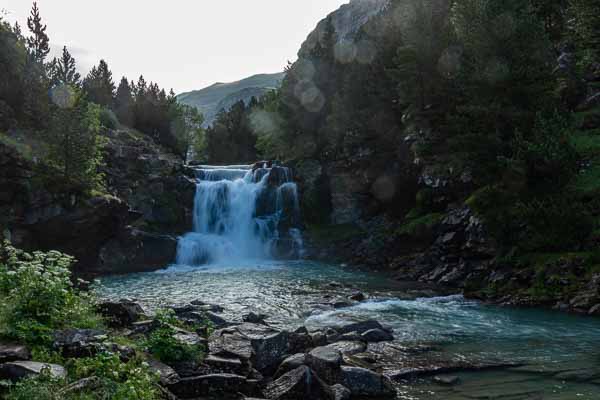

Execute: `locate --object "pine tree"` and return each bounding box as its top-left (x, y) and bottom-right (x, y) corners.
top-left (50, 46), bottom-right (81, 87)
top-left (26, 2), bottom-right (49, 63)
top-left (114, 77), bottom-right (134, 126)
top-left (83, 59), bottom-right (115, 107)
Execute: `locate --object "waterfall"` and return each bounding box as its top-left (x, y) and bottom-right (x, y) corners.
top-left (175, 164), bottom-right (303, 266)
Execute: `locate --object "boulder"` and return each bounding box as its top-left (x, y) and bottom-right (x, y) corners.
top-left (148, 359), bottom-right (180, 386)
top-left (288, 329), bottom-right (313, 354)
top-left (205, 311), bottom-right (230, 327)
top-left (263, 366), bottom-right (332, 400)
top-left (306, 347), bottom-right (342, 384)
top-left (0, 343), bottom-right (30, 363)
top-left (337, 320), bottom-right (385, 335)
top-left (97, 299), bottom-right (145, 327)
top-left (204, 355), bottom-right (246, 375)
top-left (349, 292), bottom-right (366, 302)
top-left (361, 329), bottom-right (394, 343)
top-left (340, 366), bottom-right (395, 398)
top-left (53, 328), bottom-right (107, 358)
top-left (243, 312), bottom-right (269, 325)
top-left (167, 373), bottom-right (248, 399)
top-left (275, 353), bottom-right (307, 377)
top-left (0, 361), bottom-right (67, 381)
top-left (326, 341), bottom-right (367, 356)
top-left (311, 332), bottom-right (328, 347)
top-left (433, 375), bottom-right (460, 385)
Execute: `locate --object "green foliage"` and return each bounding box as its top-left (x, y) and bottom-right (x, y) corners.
top-left (0, 242), bottom-right (103, 346)
top-left (98, 107), bottom-right (118, 130)
top-left (144, 310), bottom-right (204, 364)
top-left (397, 213), bottom-right (443, 236)
top-left (83, 60), bottom-right (115, 108)
top-left (45, 94), bottom-right (107, 192)
top-left (4, 368), bottom-right (63, 400)
top-left (71, 353), bottom-right (160, 400)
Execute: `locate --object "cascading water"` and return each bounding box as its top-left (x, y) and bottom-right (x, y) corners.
top-left (175, 164), bottom-right (303, 266)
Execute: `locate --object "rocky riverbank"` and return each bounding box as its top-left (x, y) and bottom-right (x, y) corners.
top-left (0, 297), bottom-right (536, 400)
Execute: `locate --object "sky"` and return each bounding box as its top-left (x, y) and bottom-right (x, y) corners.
top-left (3, 0), bottom-right (349, 93)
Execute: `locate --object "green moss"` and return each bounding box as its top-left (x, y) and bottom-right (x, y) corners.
top-left (306, 223), bottom-right (364, 244)
top-left (571, 164), bottom-right (600, 198)
top-left (570, 133), bottom-right (600, 157)
top-left (397, 213), bottom-right (443, 236)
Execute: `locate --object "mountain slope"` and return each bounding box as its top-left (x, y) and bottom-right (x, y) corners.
top-left (177, 72), bottom-right (285, 126)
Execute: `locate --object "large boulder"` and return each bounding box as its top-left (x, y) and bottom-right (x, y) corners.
top-left (147, 359), bottom-right (180, 386)
top-left (53, 328), bottom-right (107, 358)
top-left (340, 366), bottom-right (395, 398)
top-left (275, 354), bottom-right (307, 378)
top-left (0, 343), bottom-right (30, 363)
top-left (361, 329), bottom-right (394, 343)
top-left (0, 361), bottom-right (67, 381)
top-left (263, 366), bottom-right (332, 400)
top-left (97, 299), bottom-right (146, 327)
top-left (337, 320), bottom-right (385, 335)
top-left (306, 347), bottom-right (343, 384)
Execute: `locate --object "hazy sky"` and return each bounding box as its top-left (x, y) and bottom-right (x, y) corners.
top-left (3, 0), bottom-right (349, 93)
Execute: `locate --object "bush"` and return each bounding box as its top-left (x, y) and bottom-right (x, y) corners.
top-left (98, 107), bottom-right (118, 130)
top-left (4, 368), bottom-right (63, 400)
top-left (144, 310), bottom-right (204, 364)
top-left (0, 242), bottom-right (103, 346)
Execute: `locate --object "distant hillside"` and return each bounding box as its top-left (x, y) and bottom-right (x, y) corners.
top-left (177, 72), bottom-right (285, 126)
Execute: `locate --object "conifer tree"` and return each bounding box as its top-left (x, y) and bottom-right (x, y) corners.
top-left (114, 77), bottom-right (134, 126)
top-left (26, 2), bottom-right (49, 63)
top-left (50, 46), bottom-right (81, 87)
top-left (83, 59), bottom-right (115, 107)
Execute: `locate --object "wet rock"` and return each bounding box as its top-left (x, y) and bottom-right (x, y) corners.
top-left (325, 341), bottom-right (367, 356)
top-left (53, 329), bottom-right (107, 358)
top-left (340, 366), bottom-right (395, 398)
top-left (243, 312), bottom-right (269, 325)
top-left (97, 299), bottom-right (145, 327)
top-left (167, 373), bottom-right (248, 399)
top-left (361, 329), bottom-right (394, 343)
top-left (306, 346), bottom-right (342, 384)
top-left (205, 311), bottom-right (231, 327)
top-left (349, 292), bottom-right (366, 302)
top-left (0, 361), bottom-right (67, 381)
top-left (589, 304), bottom-right (600, 316)
top-left (337, 320), bottom-right (384, 335)
top-left (275, 354), bottom-right (307, 378)
top-left (311, 331), bottom-right (328, 347)
top-left (263, 365), bottom-right (332, 400)
top-left (331, 384), bottom-right (351, 400)
top-left (147, 359), bottom-right (180, 386)
top-left (289, 329), bottom-right (313, 354)
top-left (433, 375), bottom-right (460, 385)
top-left (338, 332), bottom-right (364, 342)
top-left (0, 343), bottom-right (30, 363)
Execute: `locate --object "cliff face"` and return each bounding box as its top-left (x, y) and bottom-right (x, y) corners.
top-left (0, 128), bottom-right (195, 277)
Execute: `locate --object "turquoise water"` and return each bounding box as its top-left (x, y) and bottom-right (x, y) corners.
top-left (96, 261), bottom-right (600, 399)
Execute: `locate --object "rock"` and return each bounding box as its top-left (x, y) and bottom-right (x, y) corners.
top-left (306, 346), bottom-right (342, 384)
top-left (326, 341), bottom-right (367, 356)
top-left (349, 292), bottom-right (366, 302)
top-left (210, 323), bottom-right (290, 373)
top-left (311, 332), bottom-right (328, 347)
top-left (167, 373), bottom-right (248, 399)
top-left (0, 361), bottom-right (67, 381)
top-left (340, 366), bottom-right (395, 398)
top-left (243, 312), bottom-right (269, 325)
top-left (58, 377), bottom-right (102, 396)
top-left (275, 354), bottom-right (307, 378)
top-left (589, 304), bottom-right (600, 316)
top-left (263, 366), bottom-right (332, 400)
top-left (433, 375), bottom-right (460, 385)
top-left (205, 355), bottom-right (246, 375)
top-left (289, 329), bottom-right (313, 354)
top-left (337, 320), bottom-right (384, 335)
top-left (205, 311), bottom-right (231, 327)
top-left (361, 329), bottom-right (394, 343)
top-left (331, 384), bottom-right (351, 400)
top-left (0, 343), bottom-right (30, 363)
top-left (53, 328), bottom-right (107, 358)
top-left (338, 332), bottom-right (364, 342)
top-left (148, 359), bottom-right (180, 386)
top-left (97, 299), bottom-right (145, 327)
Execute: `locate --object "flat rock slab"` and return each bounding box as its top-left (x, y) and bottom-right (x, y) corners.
top-left (0, 343), bottom-right (30, 363)
top-left (326, 341), bottom-right (367, 356)
top-left (0, 361), bottom-right (66, 381)
top-left (307, 346), bottom-right (342, 384)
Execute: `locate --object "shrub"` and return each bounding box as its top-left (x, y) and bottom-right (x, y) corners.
top-left (71, 353), bottom-right (160, 400)
top-left (0, 242), bottom-right (103, 346)
top-left (144, 309), bottom-right (204, 364)
top-left (98, 107), bottom-right (118, 130)
top-left (4, 368), bottom-right (63, 400)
